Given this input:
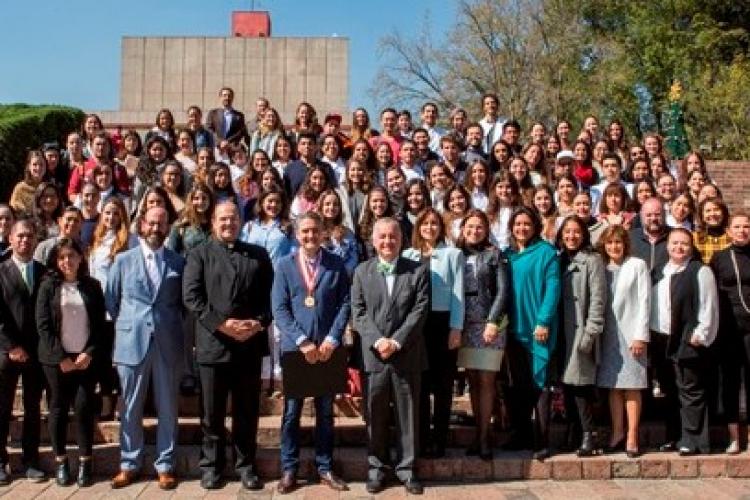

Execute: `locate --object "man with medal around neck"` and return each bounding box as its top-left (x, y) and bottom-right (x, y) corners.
top-left (351, 217), bottom-right (430, 495)
top-left (182, 201), bottom-right (273, 491)
top-left (271, 212), bottom-right (350, 494)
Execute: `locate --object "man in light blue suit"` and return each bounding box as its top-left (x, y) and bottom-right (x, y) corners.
top-left (105, 206), bottom-right (185, 490)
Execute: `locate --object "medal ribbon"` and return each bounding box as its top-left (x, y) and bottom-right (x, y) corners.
top-left (297, 251), bottom-right (319, 299)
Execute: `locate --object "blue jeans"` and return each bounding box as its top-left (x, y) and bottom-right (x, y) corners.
top-left (280, 394), bottom-right (334, 474)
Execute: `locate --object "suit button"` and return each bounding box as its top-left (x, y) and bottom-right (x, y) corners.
top-left (147, 322), bottom-right (152, 327)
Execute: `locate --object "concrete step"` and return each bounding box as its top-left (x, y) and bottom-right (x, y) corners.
top-left (6, 444), bottom-right (750, 481)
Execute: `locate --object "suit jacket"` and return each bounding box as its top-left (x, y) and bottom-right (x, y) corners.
top-left (272, 249), bottom-right (351, 354)
top-left (206, 107), bottom-right (248, 145)
top-left (36, 275), bottom-right (106, 365)
top-left (0, 258), bottom-right (46, 355)
top-left (105, 245), bottom-right (185, 366)
top-left (183, 238), bottom-right (273, 363)
top-left (351, 257), bottom-right (429, 373)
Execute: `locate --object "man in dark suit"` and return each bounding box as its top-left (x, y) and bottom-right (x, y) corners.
top-left (282, 132), bottom-right (337, 197)
top-left (271, 212), bottom-right (350, 494)
top-left (351, 217), bottom-right (429, 495)
top-left (183, 201), bottom-right (273, 491)
top-left (0, 219), bottom-right (46, 483)
top-left (205, 87), bottom-right (249, 147)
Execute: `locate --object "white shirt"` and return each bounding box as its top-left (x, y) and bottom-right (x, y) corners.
top-left (223, 108), bottom-right (233, 136)
top-left (649, 261), bottom-right (719, 346)
top-left (140, 239), bottom-right (164, 292)
top-left (321, 157), bottom-right (346, 187)
top-left (399, 164), bottom-right (425, 182)
top-left (479, 117), bottom-right (506, 153)
top-left (60, 282), bottom-right (89, 353)
top-left (471, 190), bottom-right (488, 211)
top-left (11, 255), bottom-right (33, 290)
top-left (422, 124), bottom-right (446, 154)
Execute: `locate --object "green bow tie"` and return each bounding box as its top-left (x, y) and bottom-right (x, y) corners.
top-left (377, 261), bottom-right (395, 275)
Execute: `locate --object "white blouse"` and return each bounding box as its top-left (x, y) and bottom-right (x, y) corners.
top-left (649, 261), bottom-right (719, 346)
top-left (60, 282), bottom-right (89, 354)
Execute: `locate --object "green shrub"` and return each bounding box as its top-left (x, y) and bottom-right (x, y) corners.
top-left (0, 104), bottom-right (84, 202)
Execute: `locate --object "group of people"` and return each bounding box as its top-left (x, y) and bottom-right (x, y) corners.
top-left (0, 86), bottom-right (747, 496)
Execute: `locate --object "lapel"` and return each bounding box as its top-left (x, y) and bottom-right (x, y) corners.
top-left (153, 250), bottom-right (170, 302)
top-left (5, 260), bottom-right (29, 299)
top-left (367, 259), bottom-right (388, 305)
top-left (135, 248), bottom-right (156, 301)
top-left (388, 257), bottom-right (406, 306)
top-left (314, 250), bottom-right (329, 289)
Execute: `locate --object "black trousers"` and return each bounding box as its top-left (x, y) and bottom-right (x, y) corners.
top-left (564, 384), bottom-right (595, 434)
top-left (0, 355), bottom-right (43, 464)
top-left (675, 357), bottom-right (711, 453)
top-left (97, 321), bottom-right (119, 396)
top-left (419, 311), bottom-right (457, 451)
top-left (198, 354), bottom-right (262, 475)
top-left (720, 333), bottom-right (750, 423)
top-left (504, 337), bottom-right (551, 450)
top-left (42, 362), bottom-right (96, 457)
top-left (649, 333), bottom-right (681, 443)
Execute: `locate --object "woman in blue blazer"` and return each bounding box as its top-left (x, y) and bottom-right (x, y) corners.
top-left (403, 207), bottom-right (465, 458)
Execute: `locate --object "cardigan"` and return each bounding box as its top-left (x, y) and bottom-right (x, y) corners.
top-left (402, 243), bottom-right (465, 330)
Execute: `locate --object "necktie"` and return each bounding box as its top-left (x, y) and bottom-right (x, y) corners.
top-left (146, 253), bottom-right (161, 293)
top-left (21, 263), bottom-right (32, 293)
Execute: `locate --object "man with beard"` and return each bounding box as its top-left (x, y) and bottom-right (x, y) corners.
top-left (183, 201), bottom-right (273, 490)
top-left (630, 197), bottom-right (669, 272)
top-left (105, 206), bottom-right (185, 490)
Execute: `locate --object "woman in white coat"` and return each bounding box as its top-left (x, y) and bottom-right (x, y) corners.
top-left (596, 225), bottom-right (651, 457)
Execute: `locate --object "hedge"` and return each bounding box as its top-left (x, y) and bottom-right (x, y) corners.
top-left (0, 104), bottom-right (84, 202)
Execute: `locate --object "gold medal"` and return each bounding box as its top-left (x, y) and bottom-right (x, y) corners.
top-left (304, 295), bottom-right (316, 308)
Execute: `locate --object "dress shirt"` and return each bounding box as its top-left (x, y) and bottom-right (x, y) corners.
top-left (11, 255), bottom-right (33, 291)
top-left (293, 250), bottom-right (339, 348)
top-left (140, 239), bottom-right (164, 292)
top-left (372, 257), bottom-right (401, 351)
top-left (649, 261), bottom-right (719, 346)
top-left (479, 117), bottom-right (506, 153)
top-left (223, 108), bottom-right (233, 137)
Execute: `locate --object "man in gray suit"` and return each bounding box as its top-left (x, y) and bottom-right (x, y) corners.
top-left (105, 207), bottom-right (185, 490)
top-left (351, 217), bottom-right (429, 495)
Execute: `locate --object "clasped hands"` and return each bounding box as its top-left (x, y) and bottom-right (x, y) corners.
top-left (300, 340), bottom-right (337, 364)
top-left (218, 318), bottom-right (263, 342)
top-left (60, 353), bottom-right (92, 373)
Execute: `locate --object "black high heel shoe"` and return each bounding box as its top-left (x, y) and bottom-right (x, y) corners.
top-left (604, 437), bottom-right (625, 454)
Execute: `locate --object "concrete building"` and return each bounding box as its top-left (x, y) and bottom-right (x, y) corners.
top-left (94, 11), bottom-right (349, 128)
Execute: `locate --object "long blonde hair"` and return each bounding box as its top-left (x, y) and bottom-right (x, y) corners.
top-left (90, 196), bottom-right (131, 261)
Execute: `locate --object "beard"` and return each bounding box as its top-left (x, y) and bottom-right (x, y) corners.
top-left (144, 231), bottom-right (166, 248)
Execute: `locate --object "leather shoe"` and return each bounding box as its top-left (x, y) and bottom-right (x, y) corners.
top-left (404, 478), bottom-right (424, 495)
top-left (77, 459), bottom-right (92, 487)
top-left (276, 471), bottom-right (297, 494)
top-left (318, 471), bottom-right (348, 491)
top-left (366, 478), bottom-right (385, 494)
top-left (200, 471), bottom-right (221, 490)
top-left (111, 469), bottom-right (139, 489)
top-left (158, 472), bottom-right (177, 490)
top-left (55, 459), bottom-right (71, 486)
top-left (241, 469), bottom-right (263, 490)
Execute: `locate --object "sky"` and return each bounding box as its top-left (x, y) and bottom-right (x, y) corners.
top-left (0, 0), bottom-right (456, 116)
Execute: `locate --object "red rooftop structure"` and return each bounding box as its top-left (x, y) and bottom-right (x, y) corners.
top-left (232, 11), bottom-right (272, 38)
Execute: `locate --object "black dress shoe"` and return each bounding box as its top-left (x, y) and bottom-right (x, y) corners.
top-left (659, 441), bottom-right (677, 452)
top-left (0, 464), bottom-right (9, 486)
top-left (200, 471), bottom-right (222, 490)
top-left (366, 478), bottom-right (385, 494)
top-left (678, 446), bottom-right (697, 456)
top-left (25, 463), bottom-right (46, 483)
top-left (276, 471), bottom-right (296, 494)
top-left (241, 469), bottom-right (263, 490)
top-left (626, 448), bottom-right (641, 459)
top-left (55, 459), bottom-right (71, 486)
top-left (576, 431), bottom-right (596, 457)
top-left (404, 478), bottom-right (424, 495)
top-left (77, 459), bottom-right (92, 487)
top-left (532, 448), bottom-right (550, 461)
top-left (318, 471), bottom-right (348, 491)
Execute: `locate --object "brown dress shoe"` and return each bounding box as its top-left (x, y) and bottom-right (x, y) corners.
top-left (111, 469), bottom-right (139, 489)
top-left (276, 471), bottom-right (297, 494)
top-left (318, 471), bottom-right (349, 491)
top-left (158, 472), bottom-right (178, 490)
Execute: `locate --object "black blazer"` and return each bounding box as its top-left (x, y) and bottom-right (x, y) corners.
top-left (183, 238), bottom-right (274, 363)
top-left (206, 107), bottom-right (248, 145)
top-left (0, 258), bottom-right (46, 355)
top-left (351, 257), bottom-right (429, 373)
top-left (36, 275), bottom-right (106, 365)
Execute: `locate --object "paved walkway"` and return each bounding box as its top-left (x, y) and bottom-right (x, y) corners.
top-left (4, 478), bottom-right (750, 499)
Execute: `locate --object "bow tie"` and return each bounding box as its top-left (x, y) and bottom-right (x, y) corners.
top-left (377, 261), bottom-right (395, 275)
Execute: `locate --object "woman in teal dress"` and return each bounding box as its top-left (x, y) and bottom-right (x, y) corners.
top-left (504, 206), bottom-right (561, 459)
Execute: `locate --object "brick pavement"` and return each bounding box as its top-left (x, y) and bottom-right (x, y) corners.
top-left (4, 478), bottom-right (750, 499)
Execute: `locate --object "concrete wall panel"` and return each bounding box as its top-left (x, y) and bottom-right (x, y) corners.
top-left (284, 39), bottom-right (307, 112)
top-left (163, 38), bottom-right (185, 110)
top-left (120, 38), bottom-right (145, 110)
top-left (183, 38), bottom-right (205, 110)
top-left (203, 38), bottom-right (226, 109)
top-left (264, 38), bottom-right (287, 112)
top-left (142, 38), bottom-right (165, 110)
